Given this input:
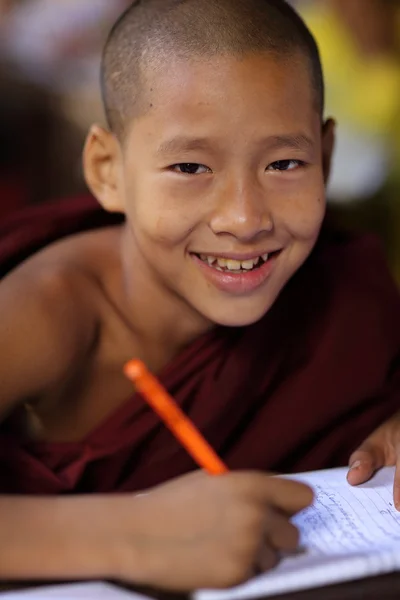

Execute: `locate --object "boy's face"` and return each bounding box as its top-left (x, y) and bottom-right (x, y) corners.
top-left (108, 53), bottom-right (333, 327)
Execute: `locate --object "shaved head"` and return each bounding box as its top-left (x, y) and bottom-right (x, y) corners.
top-left (101, 0), bottom-right (324, 139)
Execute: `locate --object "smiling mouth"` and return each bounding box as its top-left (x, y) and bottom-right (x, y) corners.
top-left (193, 251), bottom-right (281, 273)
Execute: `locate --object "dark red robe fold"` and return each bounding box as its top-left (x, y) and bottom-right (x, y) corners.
top-left (0, 197), bottom-right (399, 494)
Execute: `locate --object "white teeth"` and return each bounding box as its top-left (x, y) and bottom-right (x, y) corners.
top-left (217, 258), bottom-right (228, 269)
top-left (216, 257), bottom-right (259, 271)
top-left (241, 260), bottom-right (256, 270)
top-left (198, 254), bottom-right (268, 270)
top-left (225, 259), bottom-right (242, 271)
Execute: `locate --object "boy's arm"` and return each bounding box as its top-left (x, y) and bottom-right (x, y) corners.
top-left (0, 262), bottom-right (97, 414)
top-left (0, 263), bottom-right (125, 582)
top-left (0, 263), bottom-right (313, 590)
top-left (0, 472), bottom-right (311, 589)
top-left (0, 494), bottom-right (130, 581)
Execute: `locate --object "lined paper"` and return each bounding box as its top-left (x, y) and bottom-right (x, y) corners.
top-left (195, 466), bottom-right (400, 600)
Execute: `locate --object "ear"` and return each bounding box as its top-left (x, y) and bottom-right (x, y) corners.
top-left (83, 125), bottom-right (125, 214)
top-left (321, 118), bottom-right (336, 185)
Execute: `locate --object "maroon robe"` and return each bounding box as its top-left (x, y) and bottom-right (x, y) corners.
top-left (0, 196), bottom-right (399, 494)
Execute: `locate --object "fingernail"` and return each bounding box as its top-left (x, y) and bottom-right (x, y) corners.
top-left (349, 460), bottom-right (362, 471)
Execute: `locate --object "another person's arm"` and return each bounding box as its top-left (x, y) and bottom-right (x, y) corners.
top-left (348, 408), bottom-right (400, 507)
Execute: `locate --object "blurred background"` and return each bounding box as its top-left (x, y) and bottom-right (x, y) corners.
top-left (0, 0), bottom-right (399, 278)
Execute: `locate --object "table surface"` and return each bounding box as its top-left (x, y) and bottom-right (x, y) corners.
top-left (2, 572), bottom-right (400, 599)
top-left (266, 572), bottom-right (400, 600)
top-left (156, 573), bottom-right (400, 600)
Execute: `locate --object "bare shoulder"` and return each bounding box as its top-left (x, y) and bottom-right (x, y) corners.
top-left (0, 226), bottom-right (122, 413)
top-left (2, 224), bottom-right (123, 297)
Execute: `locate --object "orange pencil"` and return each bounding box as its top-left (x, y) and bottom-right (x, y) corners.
top-left (124, 359), bottom-right (228, 475)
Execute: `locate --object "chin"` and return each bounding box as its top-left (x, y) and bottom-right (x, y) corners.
top-left (205, 300), bottom-right (275, 328)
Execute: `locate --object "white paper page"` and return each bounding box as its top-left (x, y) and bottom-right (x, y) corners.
top-left (196, 466), bottom-right (400, 600)
top-left (292, 465), bottom-right (400, 555)
top-left (0, 582), bottom-right (152, 600)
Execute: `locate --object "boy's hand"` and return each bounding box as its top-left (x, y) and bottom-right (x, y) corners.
top-left (347, 412), bottom-right (400, 508)
top-left (115, 471), bottom-right (313, 591)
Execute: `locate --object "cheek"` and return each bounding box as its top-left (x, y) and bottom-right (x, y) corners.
top-left (277, 179), bottom-right (326, 240)
top-left (122, 164), bottom-right (202, 251)
top-left (127, 191), bottom-right (200, 248)
top-left (150, 212), bottom-right (193, 246)
top-left (290, 196), bottom-right (325, 239)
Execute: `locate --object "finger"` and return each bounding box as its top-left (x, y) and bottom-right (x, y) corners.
top-left (254, 544), bottom-right (279, 574)
top-left (394, 454), bottom-right (400, 511)
top-left (265, 511), bottom-right (300, 553)
top-left (254, 515), bottom-right (300, 575)
top-left (266, 478), bottom-right (314, 516)
top-left (236, 474), bottom-right (314, 516)
top-left (347, 443), bottom-right (384, 486)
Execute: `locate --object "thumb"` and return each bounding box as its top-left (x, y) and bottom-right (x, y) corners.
top-left (392, 438), bottom-right (400, 510)
top-left (347, 442), bottom-right (385, 486)
top-left (394, 455), bottom-right (400, 511)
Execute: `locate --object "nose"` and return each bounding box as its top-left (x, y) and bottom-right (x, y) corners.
top-left (209, 175), bottom-right (274, 241)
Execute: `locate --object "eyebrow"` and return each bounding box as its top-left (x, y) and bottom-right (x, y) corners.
top-left (155, 137), bottom-right (213, 157)
top-left (155, 132), bottom-right (315, 157)
top-left (264, 134), bottom-right (315, 152)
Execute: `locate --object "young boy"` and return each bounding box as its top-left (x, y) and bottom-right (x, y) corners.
top-left (0, 0), bottom-right (399, 591)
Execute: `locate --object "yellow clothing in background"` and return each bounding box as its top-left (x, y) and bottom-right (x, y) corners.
top-left (301, 2), bottom-right (400, 182)
top-left (300, 2), bottom-right (400, 281)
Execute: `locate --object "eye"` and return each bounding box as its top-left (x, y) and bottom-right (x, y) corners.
top-left (267, 160), bottom-right (305, 172)
top-left (171, 163), bottom-right (211, 175)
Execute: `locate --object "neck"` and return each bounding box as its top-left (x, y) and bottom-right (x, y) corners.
top-left (117, 225), bottom-right (215, 370)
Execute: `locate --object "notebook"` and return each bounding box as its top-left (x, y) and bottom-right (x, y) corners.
top-left (0, 583), bottom-right (150, 599)
top-left (2, 467), bottom-right (399, 600)
top-left (195, 466), bottom-right (400, 599)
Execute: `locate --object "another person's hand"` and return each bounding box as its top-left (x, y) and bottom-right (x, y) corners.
top-left (114, 470), bottom-right (313, 591)
top-left (347, 412), bottom-right (400, 508)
